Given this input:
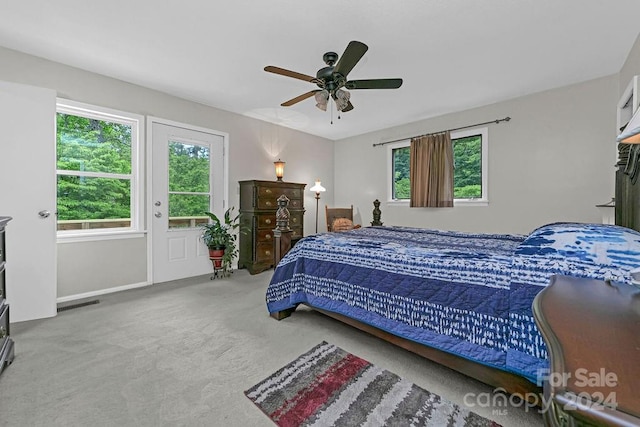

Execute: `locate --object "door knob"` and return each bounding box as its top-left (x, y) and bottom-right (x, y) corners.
top-left (155, 212), bottom-right (162, 218)
top-left (38, 210), bottom-right (50, 218)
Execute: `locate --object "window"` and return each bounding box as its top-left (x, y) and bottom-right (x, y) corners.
top-left (388, 127), bottom-right (488, 205)
top-left (167, 140), bottom-right (211, 229)
top-left (56, 100), bottom-right (143, 238)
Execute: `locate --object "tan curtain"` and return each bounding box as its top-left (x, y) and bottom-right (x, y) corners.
top-left (409, 131), bottom-right (454, 207)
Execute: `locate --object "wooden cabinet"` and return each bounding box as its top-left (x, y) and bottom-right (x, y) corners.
top-left (533, 275), bottom-right (640, 426)
top-left (238, 180), bottom-right (305, 274)
top-left (615, 76), bottom-right (640, 231)
top-left (0, 216), bottom-right (14, 376)
top-left (617, 76), bottom-right (639, 133)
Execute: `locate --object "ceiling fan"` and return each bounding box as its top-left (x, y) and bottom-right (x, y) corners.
top-left (264, 41), bottom-right (403, 113)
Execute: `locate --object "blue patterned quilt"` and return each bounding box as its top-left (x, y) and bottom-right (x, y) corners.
top-left (266, 223), bottom-right (640, 384)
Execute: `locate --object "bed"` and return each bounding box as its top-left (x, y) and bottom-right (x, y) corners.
top-left (266, 222), bottom-right (640, 396)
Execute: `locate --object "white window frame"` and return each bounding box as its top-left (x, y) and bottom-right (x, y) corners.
top-left (387, 126), bottom-right (489, 206)
top-left (56, 99), bottom-right (145, 241)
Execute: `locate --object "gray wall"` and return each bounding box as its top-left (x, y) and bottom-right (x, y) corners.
top-left (0, 46), bottom-right (334, 299)
top-left (620, 33), bottom-right (640, 98)
top-left (57, 238), bottom-right (147, 296)
top-left (334, 75), bottom-right (618, 235)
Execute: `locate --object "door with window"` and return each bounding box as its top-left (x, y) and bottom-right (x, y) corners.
top-left (151, 122), bottom-right (225, 283)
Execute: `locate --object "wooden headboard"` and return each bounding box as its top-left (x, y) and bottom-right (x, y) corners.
top-left (615, 143), bottom-right (640, 231)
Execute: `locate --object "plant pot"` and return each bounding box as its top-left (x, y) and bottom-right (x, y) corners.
top-left (208, 247), bottom-right (225, 269)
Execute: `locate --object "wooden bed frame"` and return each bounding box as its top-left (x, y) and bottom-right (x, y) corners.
top-left (271, 304), bottom-right (542, 401)
top-left (269, 197), bottom-right (542, 402)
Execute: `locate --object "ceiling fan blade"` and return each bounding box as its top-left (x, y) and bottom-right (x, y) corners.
top-left (345, 78), bottom-right (403, 90)
top-left (281, 90), bottom-right (320, 107)
top-left (264, 66), bottom-right (317, 83)
top-left (333, 41), bottom-right (368, 77)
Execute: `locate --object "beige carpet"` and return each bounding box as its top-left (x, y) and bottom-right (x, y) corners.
top-left (0, 270), bottom-right (542, 426)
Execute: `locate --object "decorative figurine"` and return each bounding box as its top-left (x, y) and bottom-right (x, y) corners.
top-left (371, 199), bottom-right (383, 226)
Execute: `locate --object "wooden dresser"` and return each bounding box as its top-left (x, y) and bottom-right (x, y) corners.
top-left (533, 275), bottom-right (640, 426)
top-left (238, 180), bottom-right (306, 274)
top-left (0, 216), bottom-right (14, 376)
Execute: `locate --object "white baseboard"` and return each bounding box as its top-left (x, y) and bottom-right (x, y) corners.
top-left (57, 281), bottom-right (151, 303)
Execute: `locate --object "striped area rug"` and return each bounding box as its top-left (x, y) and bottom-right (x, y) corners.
top-left (245, 342), bottom-right (501, 427)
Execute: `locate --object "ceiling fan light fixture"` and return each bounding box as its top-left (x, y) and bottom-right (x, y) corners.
top-left (334, 88), bottom-right (351, 111)
top-left (315, 90), bottom-right (329, 111)
top-left (264, 41), bottom-right (402, 113)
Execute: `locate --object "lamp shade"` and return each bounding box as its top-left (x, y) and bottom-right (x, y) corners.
top-left (314, 90), bottom-right (329, 111)
top-left (334, 89), bottom-right (351, 112)
top-left (274, 159), bottom-right (285, 181)
top-left (310, 179), bottom-right (326, 194)
top-left (618, 108), bottom-right (640, 144)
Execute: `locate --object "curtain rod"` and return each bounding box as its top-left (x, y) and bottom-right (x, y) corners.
top-left (372, 116), bottom-right (511, 147)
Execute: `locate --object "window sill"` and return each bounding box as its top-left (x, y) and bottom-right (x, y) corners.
top-left (386, 199), bottom-right (488, 207)
top-left (57, 230), bottom-right (147, 243)
top-left (454, 199), bottom-right (489, 207)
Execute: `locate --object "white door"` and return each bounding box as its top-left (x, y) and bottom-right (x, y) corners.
top-left (0, 81), bottom-right (57, 322)
top-left (151, 122), bottom-right (225, 283)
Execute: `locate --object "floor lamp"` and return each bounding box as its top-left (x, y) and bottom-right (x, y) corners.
top-left (309, 179), bottom-right (326, 233)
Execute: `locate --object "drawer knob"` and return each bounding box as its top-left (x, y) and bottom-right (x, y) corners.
top-left (265, 234), bottom-right (272, 240)
top-left (0, 326), bottom-right (5, 339)
top-left (266, 189), bottom-right (272, 194)
top-left (265, 201), bottom-right (272, 206)
top-left (265, 219), bottom-right (272, 224)
top-left (265, 250), bottom-right (271, 256)
top-left (292, 218), bottom-right (298, 223)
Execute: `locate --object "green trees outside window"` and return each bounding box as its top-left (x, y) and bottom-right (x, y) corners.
top-left (167, 142), bottom-right (211, 229)
top-left (392, 134), bottom-right (482, 200)
top-left (57, 110), bottom-right (213, 231)
top-left (57, 113), bottom-right (133, 226)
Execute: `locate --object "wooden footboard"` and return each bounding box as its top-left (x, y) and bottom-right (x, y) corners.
top-left (271, 303), bottom-right (542, 403)
top-left (269, 306), bottom-right (298, 320)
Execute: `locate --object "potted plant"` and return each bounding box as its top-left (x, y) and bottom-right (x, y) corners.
top-left (201, 207), bottom-right (242, 277)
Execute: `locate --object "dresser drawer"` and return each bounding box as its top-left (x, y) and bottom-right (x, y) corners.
top-left (288, 198), bottom-right (302, 209)
top-left (256, 196), bottom-right (303, 210)
top-left (0, 268), bottom-right (4, 300)
top-left (291, 226), bottom-right (303, 239)
top-left (256, 214), bottom-right (276, 229)
top-left (256, 242), bottom-right (274, 262)
top-left (257, 185), bottom-right (279, 198)
top-left (290, 213), bottom-right (303, 228)
top-left (0, 229), bottom-right (4, 265)
top-left (281, 187), bottom-right (303, 200)
top-left (256, 197), bottom-right (278, 209)
top-left (0, 303), bottom-right (8, 353)
top-left (257, 229), bottom-right (273, 244)
top-left (257, 185), bottom-right (303, 199)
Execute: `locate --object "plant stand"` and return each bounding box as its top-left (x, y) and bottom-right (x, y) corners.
top-left (210, 261), bottom-right (224, 279)
top-left (209, 248), bottom-right (225, 280)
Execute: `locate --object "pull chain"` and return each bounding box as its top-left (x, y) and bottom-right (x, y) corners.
top-left (329, 98), bottom-right (342, 124)
top-left (331, 99), bottom-right (334, 124)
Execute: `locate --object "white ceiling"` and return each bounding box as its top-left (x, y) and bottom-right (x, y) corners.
top-left (1, 1), bottom-right (639, 140)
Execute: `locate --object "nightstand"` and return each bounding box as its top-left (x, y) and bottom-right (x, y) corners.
top-left (533, 275), bottom-right (640, 426)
